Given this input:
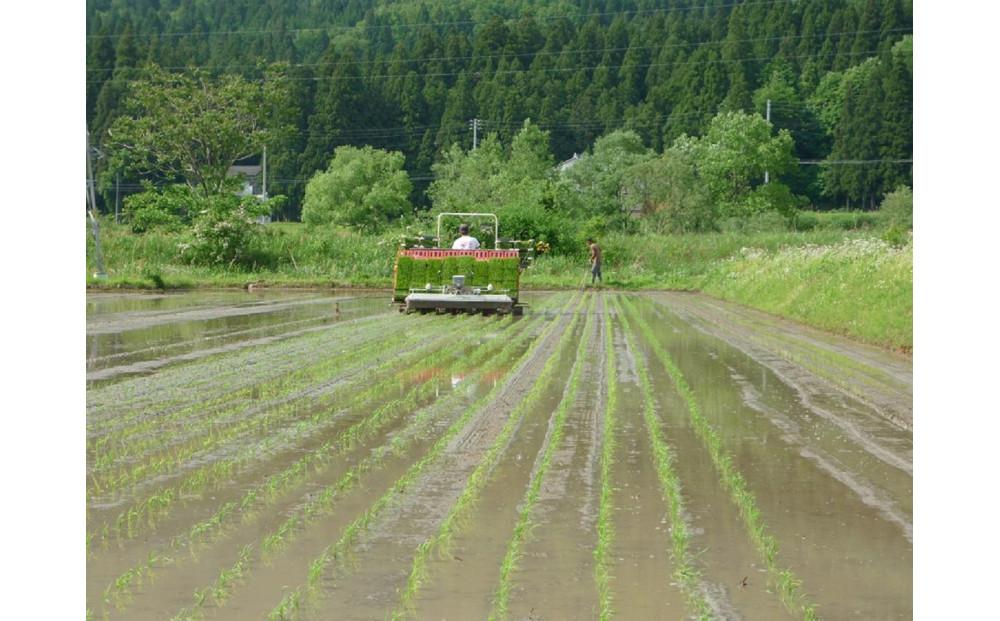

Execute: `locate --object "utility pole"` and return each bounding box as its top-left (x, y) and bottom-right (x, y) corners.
top-left (86, 131), bottom-right (107, 278)
top-left (115, 173), bottom-right (120, 224)
top-left (764, 99), bottom-right (771, 184)
top-left (262, 145), bottom-right (268, 198)
top-left (469, 118), bottom-right (481, 150)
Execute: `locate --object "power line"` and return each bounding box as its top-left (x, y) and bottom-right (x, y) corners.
top-left (799, 159), bottom-right (912, 165)
top-left (86, 27), bottom-right (910, 74)
top-left (87, 0), bottom-right (798, 40)
top-left (88, 47), bottom-right (886, 86)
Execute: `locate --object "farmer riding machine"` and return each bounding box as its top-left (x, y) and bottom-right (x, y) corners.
top-left (392, 213), bottom-right (536, 314)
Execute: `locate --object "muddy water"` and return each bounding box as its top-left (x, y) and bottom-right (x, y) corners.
top-left (633, 295), bottom-right (912, 619)
top-left (87, 290), bottom-right (390, 383)
top-left (87, 290), bottom-right (911, 620)
top-left (308, 309), bottom-right (584, 620)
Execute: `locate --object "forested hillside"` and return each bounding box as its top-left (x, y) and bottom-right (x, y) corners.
top-left (86, 0), bottom-right (912, 217)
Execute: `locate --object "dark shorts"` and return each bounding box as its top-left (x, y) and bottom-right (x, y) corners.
top-left (591, 262), bottom-right (602, 277)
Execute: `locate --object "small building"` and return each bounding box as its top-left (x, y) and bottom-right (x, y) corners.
top-left (227, 164), bottom-right (264, 197)
top-left (556, 152), bottom-right (582, 173)
top-left (227, 163), bottom-right (271, 224)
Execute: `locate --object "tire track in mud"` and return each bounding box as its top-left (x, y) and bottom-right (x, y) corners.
top-left (732, 373), bottom-right (912, 543)
top-left (646, 296), bottom-right (912, 477)
top-left (624, 294), bottom-right (912, 620)
top-left (652, 292), bottom-right (912, 432)
top-left (644, 296), bottom-right (913, 517)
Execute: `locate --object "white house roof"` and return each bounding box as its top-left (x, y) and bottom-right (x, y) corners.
top-left (557, 153), bottom-right (582, 172)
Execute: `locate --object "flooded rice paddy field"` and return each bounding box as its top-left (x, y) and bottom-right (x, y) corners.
top-left (86, 289), bottom-right (911, 620)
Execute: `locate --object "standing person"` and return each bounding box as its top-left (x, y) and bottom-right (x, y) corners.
top-left (587, 237), bottom-right (602, 285)
top-left (452, 223), bottom-right (480, 250)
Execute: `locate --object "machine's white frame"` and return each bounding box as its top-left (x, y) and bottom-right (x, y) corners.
top-left (436, 212), bottom-right (499, 249)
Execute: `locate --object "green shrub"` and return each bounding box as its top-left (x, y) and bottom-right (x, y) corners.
top-left (879, 185), bottom-right (913, 230)
top-left (719, 211), bottom-right (789, 234)
top-left (792, 212), bottom-right (819, 231)
top-left (124, 183), bottom-right (194, 233)
top-left (179, 194), bottom-right (274, 268)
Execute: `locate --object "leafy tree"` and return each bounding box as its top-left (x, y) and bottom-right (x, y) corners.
top-left (107, 64), bottom-right (288, 197)
top-left (672, 111), bottom-right (798, 218)
top-left (621, 152), bottom-right (716, 233)
top-left (301, 146), bottom-right (413, 231)
top-left (561, 129), bottom-right (655, 217)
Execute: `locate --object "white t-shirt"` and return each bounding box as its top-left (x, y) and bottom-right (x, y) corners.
top-left (452, 235), bottom-right (480, 250)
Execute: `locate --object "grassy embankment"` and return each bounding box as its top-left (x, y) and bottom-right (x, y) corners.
top-left (86, 212), bottom-right (911, 350)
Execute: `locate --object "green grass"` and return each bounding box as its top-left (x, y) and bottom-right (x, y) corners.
top-left (695, 237), bottom-right (912, 350)
top-left (88, 222), bottom-right (911, 350)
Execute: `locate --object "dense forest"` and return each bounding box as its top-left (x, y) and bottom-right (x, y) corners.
top-left (86, 0), bottom-right (912, 218)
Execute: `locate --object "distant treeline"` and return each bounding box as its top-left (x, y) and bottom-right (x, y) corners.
top-left (87, 0), bottom-right (912, 215)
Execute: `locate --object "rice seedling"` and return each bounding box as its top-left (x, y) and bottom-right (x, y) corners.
top-left (610, 295), bottom-right (714, 619)
top-left (102, 302), bottom-right (560, 612)
top-left (619, 295), bottom-right (819, 620)
top-left (389, 294), bottom-right (588, 620)
top-left (593, 300), bottom-right (619, 621)
top-left (488, 294), bottom-right (597, 621)
top-left (89, 315), bottom-right (469, 500)
top-left (87, 310), bottom-right (408, 432)
top-left (271, 293), bottom-right (582, 620)
top-left (91, 316), bottom-right (492, 544)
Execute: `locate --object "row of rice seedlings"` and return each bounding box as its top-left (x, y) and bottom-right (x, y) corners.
top-left (487, 294), bottom-right (597, 621)
top-left (619, 295), bottom-right (819, 621)
top-left (88, 313), bottom-right (451, 467)
top-left (255, 304), bottom-right (558, 559)
top-left (391, 293), bottom-right (590, 620)
top-left (611, 295), bottom-right (715, 619)
top-left (87, 317), bottom-right (425, 476)
top-left (166, 308), bottom-right (557, 620)
top-left (99, 306), bottom-right (555, 609)
top-left (88, 325), bottom-right (458, 500)
top-left (88, 325), bottom-right (412, 470)
top-left (88, 313), bottom-right (484, 504)
top-left (87, 310), bottom-right (400, 428)
top-left (270, 293), bottom-right (582, 621)
top-left (92, 314), bottom-right (496, 545)
top-left (593, 300), bottom-right (618, 621)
